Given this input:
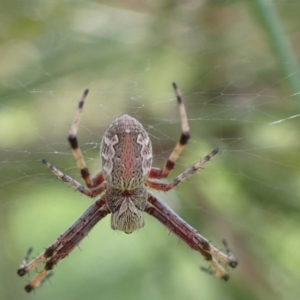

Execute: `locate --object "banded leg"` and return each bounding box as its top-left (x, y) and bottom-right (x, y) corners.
top-left (149, 82), bottom-right (190, 179)
top-left (17, 196), bottom-right (110, 292)
top-left (147, 148), bottom-right (218, 192)
top-left (42, 159), bottom-right (106, 198)
top-left (68, 89), bottom-right (94, 188)
top-left (146, 193), bottom-right (237, 280)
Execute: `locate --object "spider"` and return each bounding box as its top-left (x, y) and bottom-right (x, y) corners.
top-left (17, 83), bottom-right (238, 292)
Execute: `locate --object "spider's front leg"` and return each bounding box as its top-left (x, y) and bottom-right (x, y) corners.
top-left (149, 82), bottom-right (190, 179)
top-left (68, 88), bottom-right (95, 188)
top-left (17, 196), bottom-right (110, 292)
top-left (145, 193), bottom-right (237, 280)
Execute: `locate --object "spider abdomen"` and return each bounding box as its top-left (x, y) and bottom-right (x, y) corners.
top-left (101, 114), bottom-right (152, 190)
top-left (106, 185), bottom-right (147, 233)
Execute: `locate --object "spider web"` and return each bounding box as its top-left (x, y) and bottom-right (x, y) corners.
top-left (1, 1), bottom-right (300, 300)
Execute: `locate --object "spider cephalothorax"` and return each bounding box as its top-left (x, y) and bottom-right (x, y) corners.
top-left (17, 83), bottom-right (237, 293)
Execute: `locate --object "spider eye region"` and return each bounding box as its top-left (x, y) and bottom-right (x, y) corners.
top-left (101, 114), bottom-right (152, 190)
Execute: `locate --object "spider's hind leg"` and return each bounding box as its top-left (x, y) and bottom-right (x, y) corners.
top-left (17, 196), bottom-right (109, 292)
top-left (200, 240), bottom-right (238, 280)
top-left (146, 193), bottom-right (238, 280)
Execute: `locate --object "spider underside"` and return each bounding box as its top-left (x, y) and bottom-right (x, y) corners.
top-left (17, 83), bottom-right (238, 292)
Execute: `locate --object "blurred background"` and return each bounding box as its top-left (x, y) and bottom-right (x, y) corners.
top-left (1, 0), bottom-right (300, 299)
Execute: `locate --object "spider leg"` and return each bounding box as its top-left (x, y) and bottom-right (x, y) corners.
top-left (200, 239), bottom-right (236, 277)
top-left (17, 196), bottom-right (110, 292)
top-left (149, 82), bottom-right (190, 179)
top-left (145, 193), bottom-right (237, 280)
top-left (91, 171), bottom-right (105, 187)
top-left (68, 89), bottom-right (94, 188)
top-left (147, 148), bottom-right (218, 191)
top-left (42, 159), bottom-right (106, 198)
